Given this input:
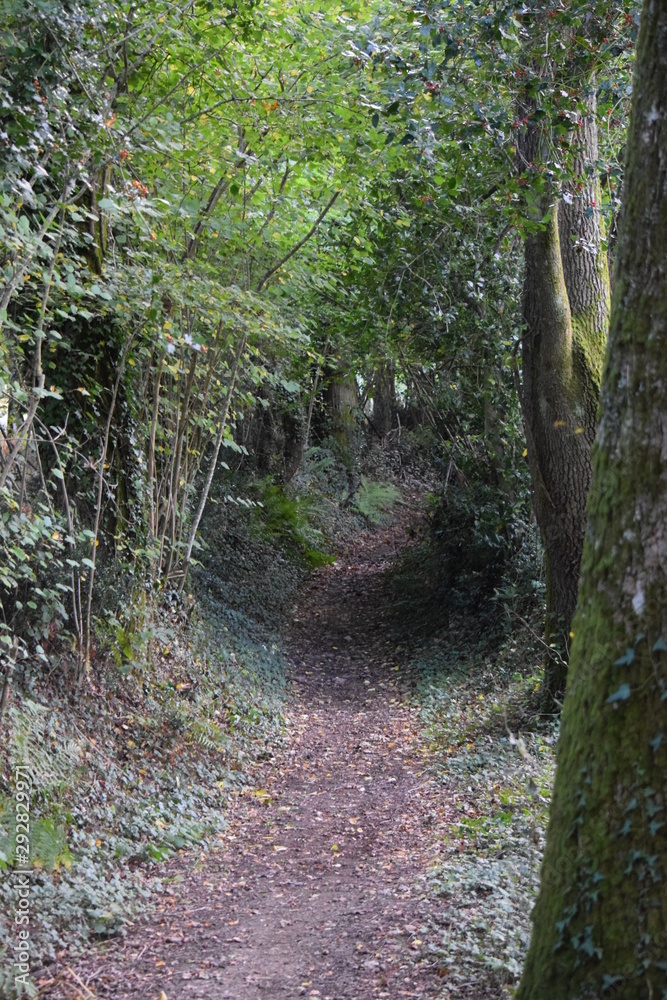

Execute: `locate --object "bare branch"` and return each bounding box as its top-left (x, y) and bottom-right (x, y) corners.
top-left (256, 190), bottom-right (340, 292)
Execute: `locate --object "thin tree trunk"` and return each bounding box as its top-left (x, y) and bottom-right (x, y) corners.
top-left (518, 5), bottom-right (667, 993)
top-left (34, 416), bottom-right (84, 661)
top-left (83, 329), bottom-right (137, 674)
top-left (147, 353), bottom-right (165, 540)
top-left (284, 340), bottom-right (329, 484)
top-left (178, 332), bottom-right (248, 590)
top-left (0, 231), bottom-right (61, 489)
top-left (162, 351), bottom-right (198, 579)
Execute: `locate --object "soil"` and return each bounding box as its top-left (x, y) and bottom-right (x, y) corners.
top-left (42, 506), bottom-right (457, 1000)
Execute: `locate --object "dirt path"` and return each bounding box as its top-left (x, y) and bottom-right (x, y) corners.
top-left (46, 513), bottom-right (455, 1000)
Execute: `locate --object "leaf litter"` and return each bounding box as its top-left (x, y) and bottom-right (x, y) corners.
top-left (40, 491), bottom-right (553, 1000)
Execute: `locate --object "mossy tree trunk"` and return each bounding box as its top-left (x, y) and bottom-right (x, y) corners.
top-left (326, 370), bottom-right (358, 469)
top-left (518, 5), bottom-right (667, 995)
top-left (520, 87), bottom-right (610, 710)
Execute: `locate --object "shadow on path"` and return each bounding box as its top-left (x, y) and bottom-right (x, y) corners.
top-left (45, 504), bottom-right (455, 1000)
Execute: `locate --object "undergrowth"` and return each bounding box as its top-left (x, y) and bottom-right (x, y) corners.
top-left (412, 609), bottom-right (554, 998)
top-left (0, 598), bottom-right (288, 990)
top-left (0, 447), bottom-right (364, 994)
top-left (248, 476), bottom-right (334, 568)
top-left (0, 476), bottom-right (311, 993)
top-left (389, 469), bottom-right (555, 997)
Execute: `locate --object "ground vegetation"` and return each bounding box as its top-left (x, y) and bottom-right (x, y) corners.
top-left (0, 0), bottom-right (658, 997)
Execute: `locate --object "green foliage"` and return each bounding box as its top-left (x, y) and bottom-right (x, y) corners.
top-left (417, 619), bottom-right (556, 996)
top-left (0, 0), bottom-right (635, 667)
top-left (432, 484), bottom-right (522, 598)
top-left (0, 488), bottom-right (69, 652)
top-left (0, 949), bottom-right (37, 997)
top-left (0, 0), bottom-right (642, 989)
top-left (352, 476), bottom-right (401, 525)
top-left (0, 595), bottom-right (288, 961)
top-left (6, 700), bottom-right (84, 793)
top-left (0, 804), bottom-right (72, 872)
top-left (250, 477), bottom-right (333, 567)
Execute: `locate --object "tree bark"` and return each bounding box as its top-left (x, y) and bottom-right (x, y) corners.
top-left (520, 89), bottom-right (610, 710)
top-left (325, 371), bottom-right (358, 470)
top-left (517, 4), bottom-right (667, 994)
top-left (558, 88), bottom-right (610, 389)
top-left (371, 362), bottom-right (395, 438)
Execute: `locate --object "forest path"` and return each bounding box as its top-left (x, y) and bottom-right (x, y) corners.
top-left (48, 501), bottom-right (455, 1000)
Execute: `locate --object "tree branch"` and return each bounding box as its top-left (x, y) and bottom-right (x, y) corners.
top-left (256, 190), bottom-right (340, 292)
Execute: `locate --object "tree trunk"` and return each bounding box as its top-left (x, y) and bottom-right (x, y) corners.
top-left (520, 91), bottom-right (610, 710)
top-left (558, 84), bottom-right (610, 443)
top-left (522, 202), bottom-right (591, 706)
top-left (326, 371), bottom-right (358, 470)
top-left (371, 362), bottom-right (395, 438)
top-left (517, 4), bottom-right (667, 994)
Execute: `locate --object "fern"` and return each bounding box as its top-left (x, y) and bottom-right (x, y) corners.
top-left (189, 717), bottom-right (228, 752)
top-left (251, 478), bottom-right (331, 564)
top-left (7, 701), bottom-right (83, 792)
top-left (30, 818), bottom-right (73, 872)
top-left (0, 802), bottom-right (72, 871)
top-left (353, 477), bottom-right (401, 524)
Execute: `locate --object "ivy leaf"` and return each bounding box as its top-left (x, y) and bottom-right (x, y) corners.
top-left (613, 647), bottom-right (635, 666)
top-left (607, 683), bottom-right (631, 704)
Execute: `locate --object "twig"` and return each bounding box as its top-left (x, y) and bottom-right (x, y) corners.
top-left (508, 609), bottom-right (567, 668)
top-left (256, 190), bottom-right (340, 292)
top-left (83, 324), bottom-right (140, 675)
top-left (65, 966), bottom-right (96, 998)
top-left (178, 331), bottom-right (249, 589)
